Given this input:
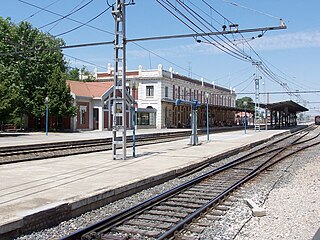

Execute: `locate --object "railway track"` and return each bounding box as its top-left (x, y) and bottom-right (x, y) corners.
top-left (0, 131), bottom-right (191, 164)
top-left (0, 126), bottom-right (307, 165)
top-left (61, 126), bottom-right (320, 240)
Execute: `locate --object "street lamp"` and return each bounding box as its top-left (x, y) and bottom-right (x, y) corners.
top-left (243, 101), bottom-right (247, 134)
top-left (205, 93), bottom-right (209, 142)
top-left (130, 79), bottom-right (138, 157)
top-left (45, 96), bottom-right (49, 136)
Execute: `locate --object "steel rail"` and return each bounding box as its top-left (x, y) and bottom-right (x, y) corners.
top-left (158, 131), bottom-right (320, 239)
top-left (61, 128), bottom-right (317, 240)
top-left (179, 127), bottom-right (311, 178)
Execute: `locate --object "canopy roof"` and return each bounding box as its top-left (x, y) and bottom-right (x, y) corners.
top-left (262, 100), bottom-right (308, 113)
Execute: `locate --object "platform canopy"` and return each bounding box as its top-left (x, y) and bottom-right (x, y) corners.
top-left (262, 100), bottom-right (308, 113)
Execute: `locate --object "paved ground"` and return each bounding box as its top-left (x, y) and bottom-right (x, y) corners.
top-left (0, 128), bottom-right (191, 147)
top-left (0, 128), bottom-right (290, 238)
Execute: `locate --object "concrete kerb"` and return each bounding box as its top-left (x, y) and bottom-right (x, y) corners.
top-left (0, 130), bottom-right (290, 239)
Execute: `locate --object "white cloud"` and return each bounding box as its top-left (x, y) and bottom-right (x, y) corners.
top-left (250, 30), bottom-right (320, 50)
top-left (128, 30), bottom-right (320, 59)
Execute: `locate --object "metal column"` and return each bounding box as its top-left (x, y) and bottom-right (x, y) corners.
top-left (112, 0), bottom-right (127, 160)
top-left (253, 62), bottom-right (261, 131)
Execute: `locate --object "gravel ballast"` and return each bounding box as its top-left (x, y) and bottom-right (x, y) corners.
top-left (233, 146), bottom-right (320, 240)
top-left (196, 144), bottom-right (320, 240)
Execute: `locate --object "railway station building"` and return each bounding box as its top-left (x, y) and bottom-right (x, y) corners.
top-left (25, 67), bottom-right (308, 132)
top-left (95, 64), bottom-right (237, 129)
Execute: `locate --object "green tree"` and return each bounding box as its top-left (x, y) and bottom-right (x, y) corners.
top-left (0, 17), bottom-right (74, 130)
top-left (66, 67), bottom-right (80, 81)
top-left (236, 96), bottom-right (254, 110)
top-left (46, 67), bottom-right (77, 130)
top-left (66, 65), bottom-right (95, 82)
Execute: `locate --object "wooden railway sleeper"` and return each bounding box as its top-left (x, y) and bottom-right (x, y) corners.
top-left (112, 225), bottom-right (162, 238)
top-left (170, 197), bottom-right (209, 205)
top-left (155, 205), bottom-right (195, 214)
top-left (125, 219), bottom-right (173, 230)
top-left (145, 210), bottom-right (188, 218)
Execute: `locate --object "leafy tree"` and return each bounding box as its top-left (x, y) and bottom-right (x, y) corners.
top-left (66, 65), bottom-right (95, 82)
top-left (0, 17), bottom-right (75, 130)
top-left (46, 67), bottom-right (77, 129)
top-left (236, 96), bottom-right (254, 110)
top-left (66, 67), bottom-right (80, 81)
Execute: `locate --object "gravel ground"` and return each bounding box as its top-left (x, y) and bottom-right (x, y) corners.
top-left (15, 134), bottom-right (320, 240)
top-left (233, 146), bottom-right (320, 240)
top-left (196, 143), bottom-right (320, 240)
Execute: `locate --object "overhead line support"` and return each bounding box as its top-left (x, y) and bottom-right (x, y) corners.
top-left (253, 61), bottom-right (262, 131)
top-left (61, 25), bottom-right (287, 49)
top-left (112, 0), bottom-right (127, 160)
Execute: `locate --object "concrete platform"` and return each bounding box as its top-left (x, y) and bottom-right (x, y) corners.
top-left (0, 128), bottom-right (191, 147)
top-left (0, 128), bottom-right (290, 238)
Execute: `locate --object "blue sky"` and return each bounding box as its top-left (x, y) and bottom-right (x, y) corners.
top-left (1, 0), bottom-right (320, 114)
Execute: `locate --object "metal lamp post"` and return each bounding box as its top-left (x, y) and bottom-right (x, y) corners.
top-left (243, 101), bottom-right (247, 134)
top-left (45, 96), bottom-right (49, 136)
top-left (205, 93), bottom-right (209, 142)
top-left (131, 79), bottom-right (138, 158)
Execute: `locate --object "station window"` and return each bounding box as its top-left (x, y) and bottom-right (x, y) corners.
top-left (79, 106), bottom-right (87, 125)
top-left (146, 85), bottom-right (154, 97)
top-left (165, 86), bottom-right (168, 98)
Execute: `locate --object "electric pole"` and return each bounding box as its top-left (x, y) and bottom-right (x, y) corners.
top-left (112, 0), bottom-right (127, 160)
top-left (253, 61), bottom-right (262, 131)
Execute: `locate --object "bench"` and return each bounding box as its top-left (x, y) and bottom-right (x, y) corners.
top-left (2, 124), bottom-right (17, 132)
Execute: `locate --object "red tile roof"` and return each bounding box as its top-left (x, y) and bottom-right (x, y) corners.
top-left (67, 80), bottom-right (113, 98)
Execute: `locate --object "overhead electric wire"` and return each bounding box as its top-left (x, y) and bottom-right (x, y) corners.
top-left (21, 0), bottom-right (63, 22)
top-left (211, 66), bottom-right (252, 83)
top-left (17, 0), bottom-right (114, 36)
top-left (260, 55), bottom-right (320, 94)
top-left (202, 0), bottom-right (304, 101)
top-left (238, 78), bottom-right (254, 93)
top-left (16, 0), bottom-right (205, 79)
top-left (237, 90), bottom-right (320, 95)
top-left (48, 0), bottom-right (90, 32)
top-left (178, 0), bottom-right (252, 61)
top-left (233, 73), bottom-right (255, 88)
top-left (5, 1), bottom-right (219, 87)
top-left (223, 0), bottom-right (282, 20)
top-left (39, 0), bottom-right (94, 30)
top-left (157, 0), bottom-right (251, 62)
top-left (186, 0), bottom-right (223, 26)
top-left (162, 0), bottom-right (251, 62)
top-left (202, 0), bottom-right (232, 24)
top-left (155, 0), bottom-right (204, 38)
top-left (8, 0), bottom-right (294, 96)
top-left (64, 53), bottom-right (107, 70)
top-left (54, 6), bottom-right (111, 37)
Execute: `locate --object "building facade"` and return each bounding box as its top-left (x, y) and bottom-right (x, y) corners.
top-left (96, 64), bottom-right (237, 129)
top-left (67, 80), bottom-right (133, 131)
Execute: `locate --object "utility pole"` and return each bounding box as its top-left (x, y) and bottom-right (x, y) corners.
top-left (263, 80), bottom-right (268, 130)
top-left (253, 61), bottom-right (262, 131)
top-left (112, 0), bottom-right (127, 160)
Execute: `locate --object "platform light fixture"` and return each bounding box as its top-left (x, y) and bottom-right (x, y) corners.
top-left (243, 101), bottom-right (248, 134)
top-left (205, 93), bottom-right (210, 142)
top-left (45, 96), bottom-right (49, 136)
top-left (130, 79), bottom-right (139, 158)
